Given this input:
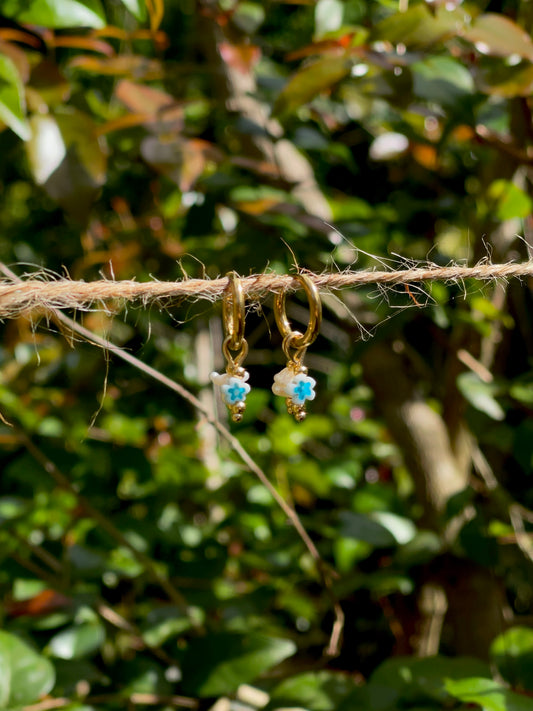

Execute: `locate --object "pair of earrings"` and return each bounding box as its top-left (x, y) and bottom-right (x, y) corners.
top-left (210, 272), bottom-right (322, 422)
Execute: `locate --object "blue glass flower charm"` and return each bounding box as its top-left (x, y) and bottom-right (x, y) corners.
top-left (222, 376), bottom-right (251, 406)
top-left (272, 274), bottom-right (321, 422)
top-left (288, 373), bottom-right (316, 406)
top-left (210, 369), bottom-right (251, 422)
top-left (272, 366), bottom-right (316, 421)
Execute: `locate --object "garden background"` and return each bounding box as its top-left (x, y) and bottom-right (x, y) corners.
top-left (0, 0), bottom-right (532, 709)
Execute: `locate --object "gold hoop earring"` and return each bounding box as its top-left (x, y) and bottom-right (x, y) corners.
top-left (272, 274), bottom-right (322, 421)
top-left (210, 272), bottom-right (251, 422)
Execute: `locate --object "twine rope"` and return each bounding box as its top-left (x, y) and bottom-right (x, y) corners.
top-left (0, 261), bottom-right (532, 318)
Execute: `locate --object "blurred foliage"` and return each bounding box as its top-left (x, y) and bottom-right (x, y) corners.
top-left (0, 0), bottom-right (532, 709)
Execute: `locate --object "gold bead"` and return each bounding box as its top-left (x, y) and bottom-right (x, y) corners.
top-left (295, 408), bottom-right (306, 422)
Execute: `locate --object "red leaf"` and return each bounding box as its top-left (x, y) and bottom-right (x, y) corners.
top-left (7, 589), bottom-right (71, 618)
top-left (115, 79), bottom-right (175, 113)
top-left (286, 40), bottom-right (352, 61)
top-left (219, 42), bottom-right (261, 75)
top-left (69, 55), bottom-right (163, 80)
top-left (200, 6), bottom-right (233, 27)
top-left (92, 27), bottom-right (169, 50)
top-left (0, 28), bottom-right (43, 49)
top-left (51, 36), bottom-right (115, 56)
top-left (141, 137), bottom-right (222, 191)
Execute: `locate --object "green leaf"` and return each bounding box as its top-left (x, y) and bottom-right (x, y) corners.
top-left (233, 2), bottom-right (265, 34)
top-left (488, 180), bottom-right (532, 221)
top-left (412, 56), bottom-right (474, 108)
top-left (141, 606), bottom-right (198, 647)
top-left (445, 677), bottom-right (533, 711)
top-left (180, 633), bottom-right (296, 696)
top-left (395, 531), bottom-right (442, 567)
top-left (471, 296), bottom-right (507, 321)
top-left (1, 0), bottom-right (106, 29)
top-left (336, 688), bottom-right (368, 711)
top-left (334, 537), bottom-right (372, 572)
top-left (491, 627), bottom-right (533, 691)
top-left (0, 497), bottom-right (28, 524)
top-left (0, 631), bottom-right (55, 709)
top-left (118, 0), bottom-right (147, 21)
top-left (372, 512), bottom-right (417, 545)
top-left (269, 670), bottom-right (357, 711)
top-left (54, 659), bottom-right (105, 697)
top-left (48, 621), bottom-right (105, 660)
top-left (457, 372), bottom-right (505, 421)
top-left (315, 0), bottom-right (344, 38)
top-left (54, 109), bottom-right (107, 186)
top-left (352, 483), bottom-right (398, 513)
top-left (372, 5), bottom-right (457, 48)
top-left (26, 109), bottom-right (107, 219)
top-left (120, 659), bottom-right (172, 696)
top-left (463, 14), bottom-right (533, 60)
top-left (370, 656), bottom-right (491, 708)
top-left (274, 57), bottom-right (352, 116)
top-left (478, 62), bottom-right (533, 98)
top-left (0, 55), bottom-right (30, 141)
top-left (364, 570), bottom-right (413, 596)
top-left (108, 546), bottom-right (144, 578)
top-left (510, 381), bottom-right (533, 406)
top-left (373, 5), bottom-right (428, 44)
top-left (101, 413), bottom-right (147, 446)
top-left (339, 511), bottom-right (396, 547)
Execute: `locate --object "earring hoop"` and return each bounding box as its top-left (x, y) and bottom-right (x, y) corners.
top-left (210, 271), bottom-right (251, 422)
top-left (272, 274), bottom-right (322, 421)
top-left (274, 274), bottom-right (321, 351)
top-left (223, 271), bottom-right (245, 351)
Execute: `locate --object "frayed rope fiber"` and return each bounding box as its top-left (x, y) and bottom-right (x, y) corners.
top-left (0, 262), bottom-right (532, 318)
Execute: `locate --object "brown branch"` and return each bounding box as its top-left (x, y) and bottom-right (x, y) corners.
top-left (10, 552), bottom-right (57, 585)
top-left (12, 530), bottom-right (63, 573)
top-left (475, 124), bottom-right (533, 165)
top-left (361, 342), bottom-right (469, 527)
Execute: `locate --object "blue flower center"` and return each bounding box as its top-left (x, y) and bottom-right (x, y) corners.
top-left (227, 383), bottom-right (246, 403)
top-left (294, 380), bottom-right (312, 401)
